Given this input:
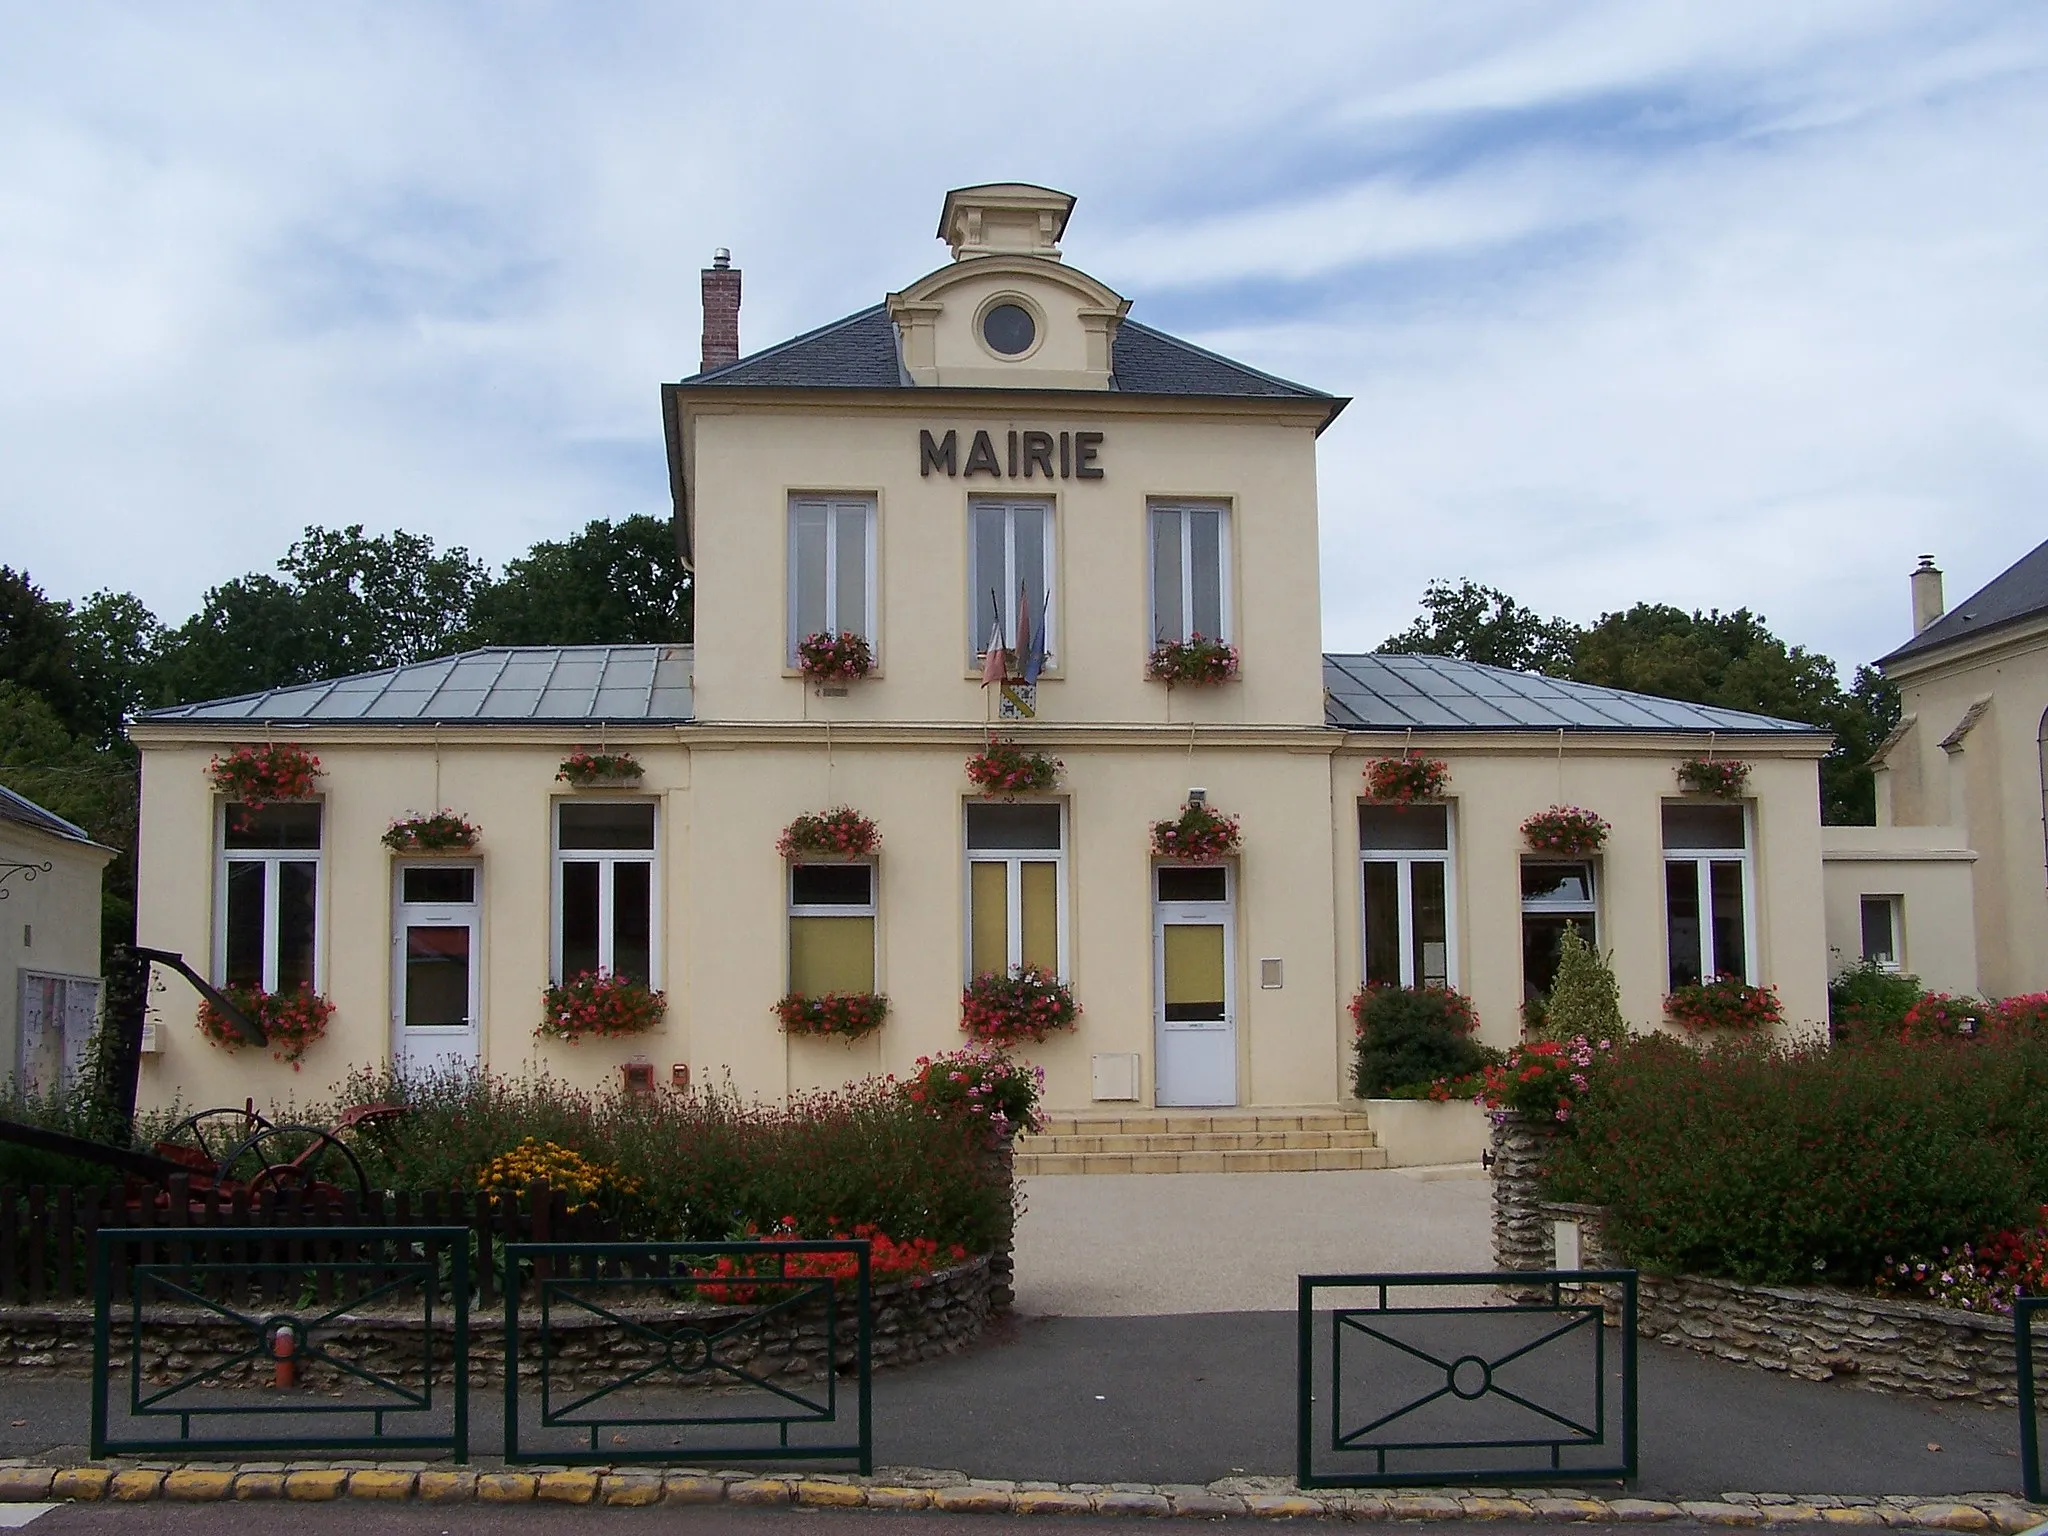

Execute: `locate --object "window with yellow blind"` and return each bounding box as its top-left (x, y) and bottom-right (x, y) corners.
top-left (965, 802), bottom-right (1064, 979)
top-left (788, 863), bottom-right (876, 994)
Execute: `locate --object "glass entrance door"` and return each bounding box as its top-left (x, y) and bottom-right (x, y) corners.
top-left (1154, 865), bottom-right (1237, 1107)
top-left (392, 865), bottom-right (480, 1074)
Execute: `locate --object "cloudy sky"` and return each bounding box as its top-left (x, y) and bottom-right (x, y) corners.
top-left (4, 2), bottom-right (2044, 674)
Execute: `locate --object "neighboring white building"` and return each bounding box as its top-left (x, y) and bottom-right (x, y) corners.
top-left (1, 784), bottom-right (115, 1093)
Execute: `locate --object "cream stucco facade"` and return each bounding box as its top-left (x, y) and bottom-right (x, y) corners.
top-left (1, 788), bottom-right (114, 1092)
top-left (129, 185), bottom-right (1835, 1115)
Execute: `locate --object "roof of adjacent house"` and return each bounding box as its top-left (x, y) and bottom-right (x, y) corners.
top-left (1880, 536), bottom-right (2048, 665)
top-left (0, 783), bottom-right (96, 844)
top-left (1322, 653), bottom-right (1825, 734)
top-left (137, 646), bottom-right (696, 725)
top-left (677, 305), bottom-right (1334, 404)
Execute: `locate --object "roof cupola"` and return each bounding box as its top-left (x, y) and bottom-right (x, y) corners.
top-left (937, 183), bottom-right (1075, 262)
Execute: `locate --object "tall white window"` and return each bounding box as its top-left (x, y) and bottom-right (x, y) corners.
top-left (216, 802), bottom-right (322, 993)
top-left (965, 802), bottom-right (1065, 979)
top-left (17, 973), bottom-right (99, 1092)
top-left (788, 495), bottom-right (875, 665)
top-left (789, 863), bottom-right (877, 995)
top-left (1662, 803), bottom-right (1754, 989)
top-left (1522, 862), bottom-right (1596, 1006)
top-left (1148, 500), bottom-right (1229, 645)
top-left (968, 497), bottom-right (1054, 664)
top-left (1859, 894), bottom-right (1902, 971)
top-left (554, 801), bottom-right (659, 986)
top-left (1359, 804), bottom-right (1454, 988)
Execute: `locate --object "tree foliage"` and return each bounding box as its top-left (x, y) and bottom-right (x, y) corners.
top-left (469, 515), bottom-right (691, 646)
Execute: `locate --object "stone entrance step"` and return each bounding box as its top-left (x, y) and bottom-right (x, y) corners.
top-left (1015, 1109), bottom-right (1386, 1175)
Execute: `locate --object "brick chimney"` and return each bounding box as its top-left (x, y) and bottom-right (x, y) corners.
top-left (700, 248), bottom-right (740, 373)
top-left (1911, 554), bottom-right (1945, 635)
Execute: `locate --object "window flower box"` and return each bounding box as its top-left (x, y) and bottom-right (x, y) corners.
top-left (1150, 801), bottom-right (1241, 862)
top-left (776, 807), bottom-right (881, 861)
top-left (540, 970), bottom-right (666, 1042)
top-left (773, 990), bottom-right (890, 1040)
top-left (382, 810), bottom-right (481, 854)
top-left (961, 964), bottom-right (1080, 1046)
top-left (965, 738), bottom-right (1061, 798)
top-left (207, 744), bottom-right (321, 808)
top-left (1363, 756), bottom-right (1449, 803)
top-left (196, 984), bottom-right (334, 1069)
top-left (1677, 757), bottom-right (1749, 798)
top-left (1521, 805), bottom-right (1610, 857)
top-left (796, 630), bottom-right (875, 684)
top-left (557, 750), bottom-right (644, 788)
top-left (1145, 635), bottom-right (1239, 686)
top-left (1665, 976), bottom-right (1783, 1032)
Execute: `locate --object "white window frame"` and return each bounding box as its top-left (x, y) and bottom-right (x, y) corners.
top-left (1146, 499), bottom-right (1232, 645)
top-left (551, 799), bottom-right (662, 987)
top-left (213, 801), bottom-right (324, 993)
top-left (1859, 893), bottom-right (1904, 972)
top-left (1662, 805), bottom-right (1758, 987)
top-left (787, 862), bottom-right (878, 993)
top-left (963, 801), bottom-right (1069, 981)
top-left (1519, 859), bottom-right (1598, 997)
top-left (967, 496), bottom-right (1056, 666)
top-left (1358, 809), bottom-right (1459, 990)
top-left (786, 494), bottom-right (878, 667)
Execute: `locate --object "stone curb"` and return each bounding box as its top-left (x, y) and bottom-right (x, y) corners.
top-left (0, 1464), bottom-right (2042, 1526)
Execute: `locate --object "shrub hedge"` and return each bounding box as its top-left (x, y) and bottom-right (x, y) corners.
top-left (1350, 984), bottom-right (1489, 1097)
top-left (1544, 1033), bottom-right (2048, 1285)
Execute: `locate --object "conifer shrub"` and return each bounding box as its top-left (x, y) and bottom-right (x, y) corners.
top-left (1533, 929), bottom-right (1627, 1046)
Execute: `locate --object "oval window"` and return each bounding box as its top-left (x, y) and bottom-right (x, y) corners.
top-left (981, 303), bottom-right (1036, 356)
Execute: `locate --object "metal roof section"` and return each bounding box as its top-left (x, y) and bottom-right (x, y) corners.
top-left (139, 645), bottom-right (695, 726)
top-left (1322, 653), bottom-right (1825, 735)
top-left (1880, 535), bottom-right (2048, 666)
top-left (0, 783), bottom-right (96, 844)
top-left (675, 306), bottom-right (1332, 402)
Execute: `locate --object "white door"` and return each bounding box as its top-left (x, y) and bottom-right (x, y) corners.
top-left (392, 864), bottom-right (481, 1075)
top-left (1154, 865), bottom-right (1237, 1107)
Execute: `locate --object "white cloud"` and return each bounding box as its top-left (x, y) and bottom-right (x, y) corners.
top-left (0, 0), bottom-right (2043, 680)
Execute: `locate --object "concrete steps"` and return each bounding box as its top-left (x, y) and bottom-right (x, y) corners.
top-left (1015, 1109), bottom-right (1387, 1175)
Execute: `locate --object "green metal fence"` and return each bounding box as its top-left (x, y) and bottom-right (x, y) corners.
top-left (90, 1224), bottom-right (470, 1461)
top-left (1297, 1269), bottom-right (1637, 1490)
top-left (502, 1239), bottom-right (871, 1471)
top-left (2019, 1296), bottom-right (2045, 1503)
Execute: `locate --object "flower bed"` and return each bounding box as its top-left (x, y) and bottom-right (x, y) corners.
top-left (1665, 976), bottom-right (1783, 1032)
top-left (795, 630), bottom-right (875, 684)
top-left (1478, 1036), bottom-right (1612, 1124)
top-left (776, 806), bottom-right (881, 861)
top-left (1149, 800), bottom-right (1240, 862)
top-left (961, 965), bottom-right (1079, 1046)
top-left (538, 971), bottom-right (666, 1042)
top-left (207, 743), bottom-right (320, 807)
top-left (195, 985), bottom-right (335, 1068)
top-left (382, 810), bottom-right (481, 853)
top-left (1144, 635), bottom-right (1239, 686)
top-left (1677, 757), bottom-right (1749, 797)
top-left (556, 750), bottom-right (642, 787)
top-left (965, 738), bottom-right (1060, 797)
top-left (906, 1045), bottom-right (1046, 1135)
top-left (1520, 805), bottom-right (1609, 857)
top-left (1363, 755), bottom-right (1448, 803)
top-left (773, 990), bottom-right (889, 1040)
top-left (477, 1137), bottom-right (640, 1212)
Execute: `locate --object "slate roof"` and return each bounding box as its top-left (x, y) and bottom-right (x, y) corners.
top-left (1322, 653), bottom-right (1824, 735)
top-left (138, 646), bottom-right (695, 726)
top-left (0, 783), bottom-right (96, 844)
top-left (680, 308), bottom-right (1331, 403)
top-left (1880, 536), bottom-right (2048, 665)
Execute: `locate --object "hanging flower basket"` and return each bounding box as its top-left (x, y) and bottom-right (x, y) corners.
top-left (1664, 977), bottom-right (1783, 1032)
top-left (1520, 805), bottom-right (1610, 857)
top-left (539, 971), bottom-right (666, 1042)
top-left (1150, 801), bottom-right (1242, 862)
top-left (1677, 758), bottom-right (1749, 798)
top-left (1364, 756), bottom-right (1449, 803)
top-left (382, 810), bottom-right (481, 854)
top-left (557, 750), bottom-right (643, 788)
top-left (796, 630), bottom-right (875, 684)
top-left (207, 744), bottom-right (321, 808)
top-left (773, 991), bottom-right (890, 1040)
top-left (961, 964), bottom-right (1081, 1046)
top-left (196, 985), bottom-right (335, 1069)
top-left (966, 738), bottom-right (1061, 798)
top-left (1145, 636), bottom-right (1240, 686)
top-left (776, 807), bottom-right (881, 861)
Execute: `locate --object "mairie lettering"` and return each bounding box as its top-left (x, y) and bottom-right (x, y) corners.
top-left (920, 428), bottom-right (1102, 480)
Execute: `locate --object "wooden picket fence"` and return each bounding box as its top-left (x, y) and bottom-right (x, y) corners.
top-left (0, 1176), bottom-right (625, 1306)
